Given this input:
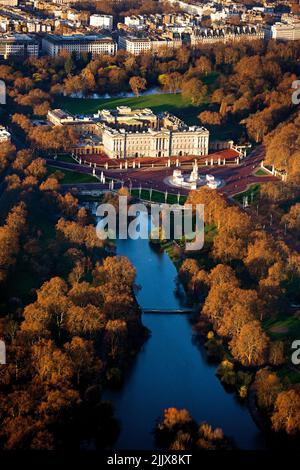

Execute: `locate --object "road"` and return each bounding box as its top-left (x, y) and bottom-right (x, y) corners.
top-left (47, 145), bottom-right (275, 198)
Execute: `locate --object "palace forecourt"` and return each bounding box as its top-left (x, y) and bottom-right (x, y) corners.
top-left (47, 106), bottom-right (209, 159)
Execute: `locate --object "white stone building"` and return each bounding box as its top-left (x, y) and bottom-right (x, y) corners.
top-left (0, 33), bottom-right (39, 58)
top-left (48, 107), bottom-right (209, 158)
top-left (102, 116), bottom-right (209, 159)
top-left (118, 34), bottom-right (182, 55)
top-left (42, 34), bottom-right (117, 57)
top-left (118, 35), bottom-right (151, 54)
top-left (0, 0), bottom-right (18, 5)
top-left (271, 21), bottom-right (300, 41)
top-left (89, 14), bottom-right (113, 31)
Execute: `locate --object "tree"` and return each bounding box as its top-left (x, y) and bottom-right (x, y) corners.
top-left (64, 336), bottom-right (102, 385)
top-left (212, 207), bottom-right (252, 263)
top-left (160, 408), bottom-right (192, 430)
top-left (269, 341), bottom-right (285, 365)
top-left (129, 76), bottom-right (147, 96)
top-left (104, 319), bottom-right (127, 360)
top-left (93, 256), bottom-right (136, 298)
top-left (181, 78), bottom-right (207, 106)
top-left (209, 264), bottom-right (239, 287)
top-left (0, 143), bottom-right (16, 174)
top-left (33, 102), bottom-right (50, 116)
top-left (31, 339), bottom-right (73, 386)
top-left (0, 202), bottom-right (27, 282)
top-left (198, 111), bottom-right (221, 125)
top-left (244, 232), bottom-right (280, 280)
top-left (230, 321), bottom-right (269, 366)
top-left (271, 390), bottom-right (300, 435)
top-left (12, 149), bottom-right (33, 172)
top-left (21, 277), bottom-right (70, 338)
top-left (281, 203), bottom-right (300, 232)
top-left (11, 113), bottom-right (31, 133)
top-left (66, 304), bottom-right (105, 337)
top-left (39, 177), bottom-right (60, 192)
top-left (158, 72), bottom-right (182, 93)
top-left (24, 158), bottom-right (47, 180)
top-left (218, 288), bottom-right (259, 338)
top-left (178, 258), bottom-right (200, 291)
top-left (253, 368), bottom-right (282, 409)
top-left (195, 56), bottom-right (212, 75)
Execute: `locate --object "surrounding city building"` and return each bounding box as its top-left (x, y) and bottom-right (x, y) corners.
top-left (89, 14), bottom-right (113, 31)
top-left (271, 19), bottom-right (300, 40)
top-left (0, 0), bottom-right (18, 5)
top-left (0, 2), bottom-right (298, 58)
top-left (118, 34), bottom-right (182, 54)
top-left (0, 33), bottom-right (39, 58)
top-left (191, 24), bottom-right (264, 45)
top-left (42, 33), bottom-right (117, 57)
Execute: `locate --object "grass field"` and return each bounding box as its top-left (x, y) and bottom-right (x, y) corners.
top-left (131, 188), bottom-right (187, 205)
top-left (255, 168), bottom-right (269, 176)
top-left (55, 93), bottom-right (204, 126)
top-left (54, 154), bottom-right (76, 164)
top-left (55, 91), bottom-right (244, 141)
top-left (264, 315), bottom-right (300, 341)
top-left (233, 183), bottom-right (261, 205)
top-left (47, 166), bottom-right (98, 184)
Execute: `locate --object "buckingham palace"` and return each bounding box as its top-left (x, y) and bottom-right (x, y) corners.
top-left (102, 125), bottom-right (209, 159)
top-left (47, 107), bottom-right (209, 159)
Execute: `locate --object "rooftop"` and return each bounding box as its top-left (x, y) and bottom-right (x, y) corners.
top-left (43, 34), bottom-right (115, 43)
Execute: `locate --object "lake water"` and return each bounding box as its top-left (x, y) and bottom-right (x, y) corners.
top-left (103, 213), bottom-right (265, 450)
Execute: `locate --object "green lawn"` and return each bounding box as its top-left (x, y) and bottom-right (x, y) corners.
top-left (233, 183), bottom-right (261, 205)
top-left (47, 166), bottom-right (98, 184)
top-left (131, 188), bottom-right (187, 205)
top-left (264, 315), bottom-right (300, 341)
top-left (255, 168), bottom-right (268, 176)
top-left (55, 93), bottom-right (205, 126)
top-left (55, 93), bottom-right (244, 142)
top-left (54, 154), bottom-right (76, 164)
top-left (277, 368), bottom-right (300, 385)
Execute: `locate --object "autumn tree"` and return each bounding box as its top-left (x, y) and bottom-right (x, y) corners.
top-left (66, 304), bottom-right (105, 338)
top-left (129, 76), bottom-right (147, 96)
top-left (0, 143), bottom-right (14, 175)
top-left (31, 339), bottom-right (74, 386)
top-left (253, 368), bottom-right (282, 409)
top-left (21, 277), bottom-right (70, 339)
top-left (104, 319), bottom-right (127, 360)
top-left (0, 202), bottom-right (27, 282)
top-left (198, 111), bottom-right (221, 126)
top-left (181, 78), bottom-right (207, 106)
top-left (281, 203), bottom-right (300, 232)
top-left (64, 336), bottom-right (102, 385)
top-left (271, 390), bottom-right (300, 435)
top-left (230, 321), bottom-right (269, 367)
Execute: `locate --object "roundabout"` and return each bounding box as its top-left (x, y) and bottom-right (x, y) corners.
top-left (166, 160), bottom-right (223, 190)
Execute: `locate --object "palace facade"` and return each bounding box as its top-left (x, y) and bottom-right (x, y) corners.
top-left (102, 125), bottom-right (209, 158)
top-left (47, 107), bottom-right (209, 158)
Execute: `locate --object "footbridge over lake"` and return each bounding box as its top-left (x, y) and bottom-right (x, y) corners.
top-left (142, 308), bottom-right (196, 314)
